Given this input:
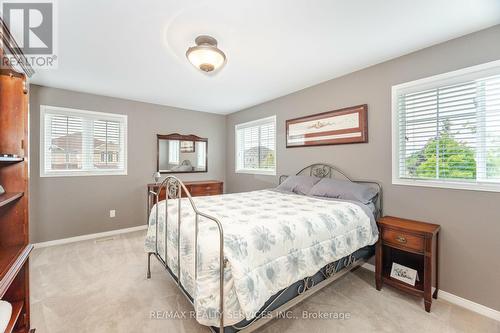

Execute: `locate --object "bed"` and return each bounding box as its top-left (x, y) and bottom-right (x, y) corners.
top-left (145, 163), bottom-right (382, 332)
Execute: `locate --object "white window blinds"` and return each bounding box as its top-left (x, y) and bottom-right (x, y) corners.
top-left (393, 60), bottom-right (500, 192)
top-left (235, 116), bottom-right (276, 175)
top-left (196, 141), bottom-right (206, 169)
top-left (40, 106), bottom-right (127, 177)
top-left (168, 140), bottom-right (180, 165)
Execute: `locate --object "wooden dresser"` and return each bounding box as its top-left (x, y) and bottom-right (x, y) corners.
top-left (147, 180), bottom-right (223, 214)
top-left (375, 216), bottom-right (440, 312)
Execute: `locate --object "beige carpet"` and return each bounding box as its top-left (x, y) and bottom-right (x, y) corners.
top-left (30, 231), bottom-right (499, 333)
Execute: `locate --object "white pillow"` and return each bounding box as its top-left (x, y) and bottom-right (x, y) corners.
top-left (0, 300), bottom-right (12, 333)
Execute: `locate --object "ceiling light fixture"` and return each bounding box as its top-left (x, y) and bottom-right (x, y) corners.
top-left (186, 35), bottom-right (226, 73)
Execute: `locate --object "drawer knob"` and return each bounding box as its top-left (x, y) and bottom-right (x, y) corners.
top-left (396, 235), bottom-right (407, 244)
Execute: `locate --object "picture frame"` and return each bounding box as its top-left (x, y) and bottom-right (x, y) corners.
top-left (180, 140), bottom-right (195, 153)
top-left (286, 104), bottom-right (368, 148)
top-left (390, 262), bottom-right (418, 286)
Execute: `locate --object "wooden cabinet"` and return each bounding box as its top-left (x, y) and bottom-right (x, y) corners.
top-left (375, 216), bottom-right (440, 312)
top-left (148, 180), bottom-right (223, 199)
top-left (0, 18), bottom-right (35, 333)
top-left (147, 180), bottom-right (223, 216)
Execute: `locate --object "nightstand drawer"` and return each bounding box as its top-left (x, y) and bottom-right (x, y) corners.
top-left (382, 229), bottom-right (424, 251)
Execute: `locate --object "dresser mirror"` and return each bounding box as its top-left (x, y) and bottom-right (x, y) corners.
top-left (157, 134), bottom-right (208, 173)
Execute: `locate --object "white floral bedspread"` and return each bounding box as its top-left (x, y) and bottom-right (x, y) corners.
top-left (144, 189), bottom-right (378, 326)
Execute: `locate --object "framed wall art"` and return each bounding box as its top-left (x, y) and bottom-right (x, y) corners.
top-left (286, 104), bottom-right (368, 148)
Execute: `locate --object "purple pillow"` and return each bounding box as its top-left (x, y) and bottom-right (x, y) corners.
top-left (309, 178), bottom-right (378, 204)
top-left (276, 175), bottom-right (321, 195)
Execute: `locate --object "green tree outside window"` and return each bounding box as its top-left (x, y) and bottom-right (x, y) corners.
top-left (405, 119), bottom-right (476, 180)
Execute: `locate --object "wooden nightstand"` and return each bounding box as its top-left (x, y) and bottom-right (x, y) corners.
top-left (375, 216), bottom-right (440, 312)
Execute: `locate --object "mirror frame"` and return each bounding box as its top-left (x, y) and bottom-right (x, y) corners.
top-left (157, 133), bottom-right (208, 174)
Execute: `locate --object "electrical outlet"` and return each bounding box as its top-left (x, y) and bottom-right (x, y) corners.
top-left (109, 210), bottom-right (116, 218)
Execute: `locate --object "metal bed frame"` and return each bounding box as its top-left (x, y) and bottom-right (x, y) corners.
top-left (146, 163), bottom-right (383, 333)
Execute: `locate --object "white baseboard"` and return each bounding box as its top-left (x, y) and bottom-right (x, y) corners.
top-left (438, 290), bottom-right (500, 322)
top-left (359, 263), bottom-right (500, 322)
top-left (34, 225), bottom-right (147, 248)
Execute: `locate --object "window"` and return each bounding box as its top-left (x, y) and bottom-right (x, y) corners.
top-left (392, 60), bottom-right (500, 192)
top-left (196, 141), bottom-right (206, 169)
top-left (40, 105), bottom-right (127, 177)
top-left (235, 115), bottom-right (276, 175)
top-left (168, 140), bottom-right (180, 165)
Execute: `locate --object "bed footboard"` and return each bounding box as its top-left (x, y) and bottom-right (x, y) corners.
top-left (147, 176), bottom-right (226, 332)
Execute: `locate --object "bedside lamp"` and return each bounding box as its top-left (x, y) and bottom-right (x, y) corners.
top-left (153, 172), bottom-right (161, 184)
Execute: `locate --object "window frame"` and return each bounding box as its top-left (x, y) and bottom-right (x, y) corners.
top-left (40, 105), bottom-right (128, 177)
top-left (235, 115), bottom-right (277, 176)
top-left (392, 59), bottom-right (500, 192)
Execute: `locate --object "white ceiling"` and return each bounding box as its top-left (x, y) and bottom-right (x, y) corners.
top-left (31, 0), bottom-right (500, 114)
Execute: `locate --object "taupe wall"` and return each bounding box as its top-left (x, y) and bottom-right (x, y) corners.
top-left (29, 25), bottom-right (500, 311)
top-left (225, 25), bottom-right (500, 311)
top-left (29, 85), bottom-right (226, 243)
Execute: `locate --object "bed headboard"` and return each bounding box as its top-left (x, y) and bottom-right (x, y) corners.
top-left (279, 163), bottom-right (383, 218)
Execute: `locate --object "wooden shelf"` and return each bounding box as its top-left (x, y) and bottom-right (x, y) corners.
top-left (4, 301), bottom-right (23, 333)
top-left (382, 256), bottom-right (424, 296)
top-left (0, 156), bottom-right (24, 164)
top-left (0, 20), bottom-right (32, 332)
top-left (0, 245), bottom-right (33, 298)
top-left (0, 193), bottom-right (24, 208)
top-left (382, 274), bottom-right (424, 297)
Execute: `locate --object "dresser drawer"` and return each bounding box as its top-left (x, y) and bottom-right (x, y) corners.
top-left (382, 228), bottom-right (424, 252)
top-left (191, 189), bottom-right (221, 197)
top-left (189, 188), bottom-right (220, 196)
top-left (185, 183), bottom-right (222, 197)
top-left (192, 184), bottom-right (221, 192)
top-left (149, 181), bottom-right (223, 199)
